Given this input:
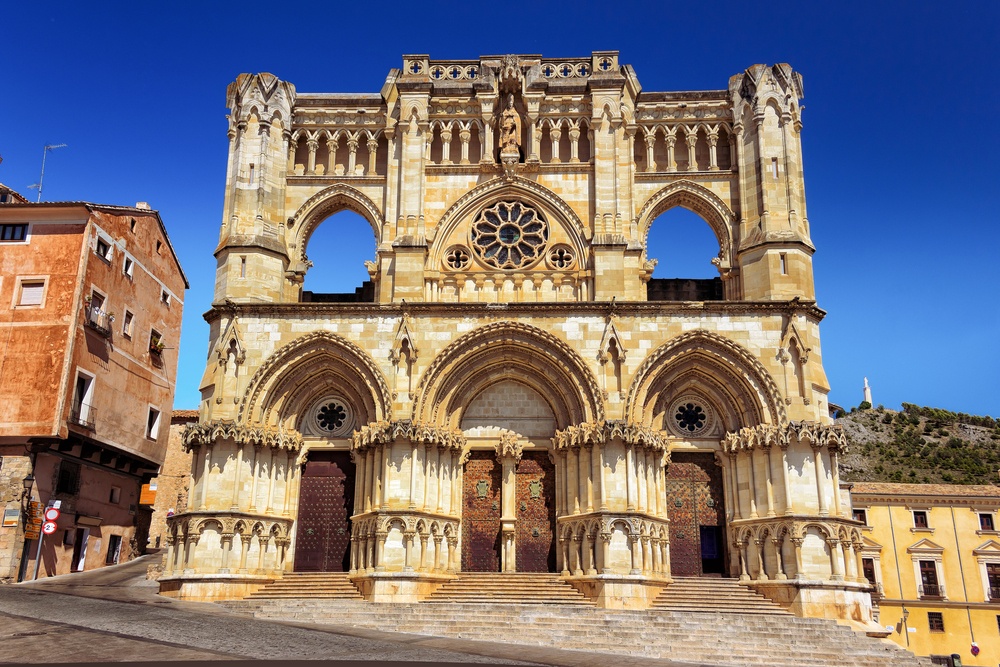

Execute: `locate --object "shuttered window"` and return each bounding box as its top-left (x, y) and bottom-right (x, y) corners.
top-left (18, 280), bottom-right (45, 306)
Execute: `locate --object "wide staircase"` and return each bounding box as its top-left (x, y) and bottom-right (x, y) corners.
top-left (423, 572), bottom-right (593, 605)
top-left (245, 572), bottom-right (363, 600)
top-left (221, 574), bottom-right (931, 667)
top-left (651, 576), bottom-right (790, 614)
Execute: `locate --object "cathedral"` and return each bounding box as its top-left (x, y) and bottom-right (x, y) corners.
top-left (160, 52), bottom-right (871, 625)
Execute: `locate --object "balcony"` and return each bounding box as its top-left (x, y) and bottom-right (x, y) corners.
top-left (989, 585), bottom-right (1000, 601)
top-left (85, 304), bottom-right (113, 337)
top-left (919, 583), bottom-right (944, 599)
top-left (69, 401), bottom-right (96, 430)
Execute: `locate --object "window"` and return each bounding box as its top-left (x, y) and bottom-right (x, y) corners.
top-left (122, 310), bottom-right (134, 338)
top-left (862, 558), bottom-right (877, 587)
top-left (55, 460), bottom-right (81, 495)
top-left (71, 372), bottom-right (95, 428)
top-left (155, 239), bottom-right (162, 253)
top-left (920, 560), bottom-right (941, 597)
top-left (16, 279), bottom-right (45, 307)
top-left (981, 513), bottom-right (995, 531)
top-left (109, 486), bottom-right (121, 504)
top-left (95, 235), bottom-right (113, 262)
top-left (913, 511), bottom-right (929, 529)
top-left (123, 256), bottom-right (134, 279)
top-left (129, 218), bottom-right (136, 232)
top-left (149, 329), bottom-right (163, 355)
top-left (161, 290), bottom-right (170, 306)
top-left (853, 509), bottom-right (867, 525)
top-left (85, 291), bottom-right (112, 336)
top-left (988, 563), bottom-right (1000, 600)
top-left (105, 534), bottom-right (122, 565)
top-left (146, 407), bottom-right (161, 440)
top-left (927, 612), bottom-right (944, 632)
top-left (0, 223), bottom-right (28, 241)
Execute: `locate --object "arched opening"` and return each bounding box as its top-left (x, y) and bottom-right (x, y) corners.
top-left (646, 206), bottom-right (724, 301)
top-left (301, 210), bottom-right (376, 302)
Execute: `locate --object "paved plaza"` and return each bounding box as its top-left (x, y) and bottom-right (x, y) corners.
top-left (0, 554), bottom-right (695, 666)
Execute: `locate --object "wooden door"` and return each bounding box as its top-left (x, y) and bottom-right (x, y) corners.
top-left (665, 452), bottom-right (726, 576)
top-left (461, 451), bottom-right (502, 572)
top-left (293, 451), bottom-right (355, 572)
top-left (515, 451), bottom-right (556, 572)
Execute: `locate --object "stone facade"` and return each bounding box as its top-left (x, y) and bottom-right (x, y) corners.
top-left (161, 52), bottom-right (872, 625)
top-left (0, 197), bottom-right (187, 581)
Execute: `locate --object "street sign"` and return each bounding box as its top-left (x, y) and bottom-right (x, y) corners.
top-left (43, 507), bottom-right (60, 522)
top-left (42, 521), bottom-right (57, 535)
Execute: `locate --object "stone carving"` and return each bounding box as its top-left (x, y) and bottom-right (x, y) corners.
top-left (182, 420), bottom-right (302, 452)
top-left (498, 94), bottom-right (521, 156)
top-left (494, 430), bottom-right (523, 462)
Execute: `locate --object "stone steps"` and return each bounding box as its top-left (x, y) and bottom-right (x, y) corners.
top-left (246, 572), bottom-right (363, 600)
top-left (225, 597), bottom-right (931, 666)
top-left (423, 572), bottom-right (594, 605)
top-left (650, 576), bottom-right (791, 614)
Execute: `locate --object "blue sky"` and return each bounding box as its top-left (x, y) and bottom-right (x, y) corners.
top-left (2, 1), bottom-right (997, 416)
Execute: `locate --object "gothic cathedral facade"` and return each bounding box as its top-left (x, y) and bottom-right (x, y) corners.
top-left (161, 53), bottom-right (871, 624)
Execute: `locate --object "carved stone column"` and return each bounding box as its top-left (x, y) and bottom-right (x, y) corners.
top-left (496, 432), bottom-right (523, 572)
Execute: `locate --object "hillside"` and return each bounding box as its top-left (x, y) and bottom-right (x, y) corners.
top-left (837, 404), bottom-right (1000, 485)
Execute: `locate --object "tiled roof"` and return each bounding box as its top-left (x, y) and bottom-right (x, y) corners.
top-left (170, 409), bottom-right (199, 422)
top-left (851, 482), bottom-right (1000, 498)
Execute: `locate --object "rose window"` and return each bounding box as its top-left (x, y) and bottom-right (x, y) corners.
top-left (310, 396), bottom-right (354, 437)
top-left (667, 396), bottom-right (714, 437)
top-left (471, 201), bottom-right (548, 270)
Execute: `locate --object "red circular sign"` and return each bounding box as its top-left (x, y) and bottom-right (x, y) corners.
top-left (42, 521), bottom-right (58, 535)
top-left (44, 508), bottom-right (60, 521)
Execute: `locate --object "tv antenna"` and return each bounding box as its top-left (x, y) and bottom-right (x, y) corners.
top-left (27, 143), bottom-right (67, 202)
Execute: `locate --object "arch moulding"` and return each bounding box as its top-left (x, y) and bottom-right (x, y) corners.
top-left (625, 329), bottom-right (786, 429)
top-left (238, 330), bottom-right (392, 426)
top-left (428, 176), bottom-right (590, 265)
top-left (412, 321), bottom-right (604, 427)
top-left (636, 180), bottom-right (737, 264)
top-left (287, 183), bottom-right (385, 262)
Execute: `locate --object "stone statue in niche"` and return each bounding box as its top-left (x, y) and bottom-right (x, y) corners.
top-left (498, 94), bottom-right (521, 156)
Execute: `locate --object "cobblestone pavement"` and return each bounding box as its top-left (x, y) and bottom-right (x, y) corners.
top-left (1, 555), bottom-right (697, 666)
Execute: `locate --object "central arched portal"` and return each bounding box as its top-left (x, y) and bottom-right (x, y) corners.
top-left (459, 379), bottom-right (559, 572)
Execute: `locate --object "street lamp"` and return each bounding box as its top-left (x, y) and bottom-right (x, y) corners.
top-left (21, 473), bottom-right (34, 501)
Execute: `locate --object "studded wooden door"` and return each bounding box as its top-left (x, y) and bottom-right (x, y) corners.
top-left (461, 451), bottom-right (502, 572)
top-left (665, 451), bottom-right (726, 576)
top-left (293, 451), bottom-right (355, 572)
top-left (515, 451), bottom-right (556, 572)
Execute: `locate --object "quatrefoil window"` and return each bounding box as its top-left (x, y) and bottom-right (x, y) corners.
top-left (471, 201), bottom-right (548, 270)
top-left (547, 245), bottom-right (576, 270)
top-left (444, 246), bottom-right (471, 271)
top-left (675, 403), bottom-right (706, 432)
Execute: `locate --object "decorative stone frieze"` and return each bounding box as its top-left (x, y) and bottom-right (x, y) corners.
top-left (182, 420), bottom-right (303, 452)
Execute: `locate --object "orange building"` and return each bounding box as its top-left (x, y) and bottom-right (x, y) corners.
top-left (0, 194), bottom-right (187, 581)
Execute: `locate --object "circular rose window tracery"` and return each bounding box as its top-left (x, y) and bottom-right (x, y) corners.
top-left (470, 201), bottom-right (548, 270)
top-left (309, 396), bottom-right (354, 438)
top-left (667, 396), bottom-right (715, 438)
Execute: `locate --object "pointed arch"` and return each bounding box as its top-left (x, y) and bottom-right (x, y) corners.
top-left (287, 183), bottom-right (384, 263)
top-left (428, 175), bottom-right (589, 266)
top-left (636, 180), bottom-right (737, 265)
top-left (625, 329), bottom-right (785, 431)
top-left (412, 321), bottom-right (603, 428)
top-left (239, 331), bottom-right (391, 430)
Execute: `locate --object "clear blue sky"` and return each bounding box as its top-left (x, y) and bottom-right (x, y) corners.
top-left (2, 1), bottom-right (997, 417)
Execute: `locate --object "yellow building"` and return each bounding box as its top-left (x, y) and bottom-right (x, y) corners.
top-left (851, 482), bottom-right (1000, 665)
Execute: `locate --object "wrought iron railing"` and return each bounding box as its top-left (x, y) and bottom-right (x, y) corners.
top-left (919, 583), bottom-right (943, 597)
top-left (85, 305), bottom-right (113, 337)
top-left (988, 585), bottom-right (1000, 600)
top-left (69, 401), bottom-right (96, 429)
